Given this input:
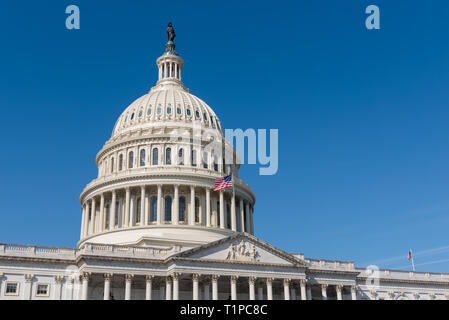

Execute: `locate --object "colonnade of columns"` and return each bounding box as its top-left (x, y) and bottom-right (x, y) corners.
top-left (79, 273), bottom-right (357, 301)
top-left (80, 184), bottom-right (254, 239)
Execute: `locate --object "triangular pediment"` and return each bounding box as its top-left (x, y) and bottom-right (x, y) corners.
top-left (169, 233), bottom-right (307, 267)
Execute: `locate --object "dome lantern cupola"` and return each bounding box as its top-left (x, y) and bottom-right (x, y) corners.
top-left (155, 22), bottom-right (185, 89)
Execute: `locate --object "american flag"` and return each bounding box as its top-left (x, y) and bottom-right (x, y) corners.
top-left (214, 174), bottom-right (233, 191)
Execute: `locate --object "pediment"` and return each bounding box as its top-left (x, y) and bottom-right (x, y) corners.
top-left (170, 233), bottom-right (307, 267)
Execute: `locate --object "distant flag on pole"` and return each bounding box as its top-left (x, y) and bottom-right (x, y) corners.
top-left (214, 174), bottom-right (233, 191)
top-left (408, 248), bottom-right (415, 271)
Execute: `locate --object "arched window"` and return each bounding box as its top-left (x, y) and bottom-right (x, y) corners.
top-left (203, 152), bottom-right (208, 169)
top-left (119, 154), bottom-right (123, 171)
top-left (165, 196), bottom-right (172, 222)
top-left (128, 151), bottom-right (134, 169)
top-left (226, 204), bottom-right (231, 229)
top-left (140, 149), bottom-right (146, 167)
top-left (191, 149), bottom-right (197, 166)
top-left (136, 198), bottom-right (141, 224)
top-left (195, 197), bottom-right (200, 223)
top-left (152, 148), bottom-right (159, 165)
top-left (166, 148), bottom-right (172, 165)
top-left (179, 196), bottom-right (186, 222)
top-left (111, 157), bottom-right (115, 173)
top-left (178, 148), bottom-right (184, 165)
top-left (150, 197), bottom-right (157, 222)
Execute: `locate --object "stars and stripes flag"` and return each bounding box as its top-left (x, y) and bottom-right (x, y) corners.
top-left (408, 248), bottom-right (415, 271)
top-left (214, 174), bottom-right (233, 191)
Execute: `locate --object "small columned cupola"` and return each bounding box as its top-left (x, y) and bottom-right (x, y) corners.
top-left (156, 22), bottom-right (185, 87)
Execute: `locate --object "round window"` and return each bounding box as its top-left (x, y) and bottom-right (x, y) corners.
top-left (131, 113), bottom-right (135, 120)
top-left (186, 109), bottom-right (191, 116)
top-left (195, 110), bottom-right (200, 119)
top-left (138, 111), bottom-right (142, 117)
top-left (147, 108), bottom-right (152, 115)
top-left (167, 107), bottom-right (172, 114)
top-left (177, 107), bottom-right (182, 115)
top-left (157, 107), bottom-right (162, 114)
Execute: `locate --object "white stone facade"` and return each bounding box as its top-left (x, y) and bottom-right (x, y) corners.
top-left (0, 29), bottom-right (448, 300)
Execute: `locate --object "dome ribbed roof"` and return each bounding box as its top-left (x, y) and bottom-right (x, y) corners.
top-left (111, 86), bottom-right (223, 138)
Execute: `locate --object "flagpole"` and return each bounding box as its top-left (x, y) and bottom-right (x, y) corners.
top-left (410, 248), bottom-right (415, 271)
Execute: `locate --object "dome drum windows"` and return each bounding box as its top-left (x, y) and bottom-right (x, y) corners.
top-left (165, 148), bottom-right (172, 165)
top-left (179, 196), bottom-right (186, 222)
top-left (119, 154), bottom-right (124, 171)
top-left (178, 148), bottom-right (184, 165)
top-left (128, 151), bottom-right (134, 169)
top-left (164, 196), bottom-right (172, 222)
top-left (152, 148), bottom-right (159, 165)
top-left (140, 149), bottom-right (146, 167)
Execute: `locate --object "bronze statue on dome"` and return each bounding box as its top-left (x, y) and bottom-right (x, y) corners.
top-left (167, 22), bottom-right (176, 42)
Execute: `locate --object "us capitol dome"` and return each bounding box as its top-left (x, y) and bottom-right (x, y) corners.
top-left (78, 25), bottom-right (255, 249)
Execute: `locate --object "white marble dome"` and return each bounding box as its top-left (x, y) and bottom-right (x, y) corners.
top-left (78, 32), bottom-right (255, 250)
top-left (111, 86), bottom-right (223, 138)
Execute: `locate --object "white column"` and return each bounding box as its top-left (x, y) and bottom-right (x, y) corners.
top-left (129, 195), bottom-right (135, 227)
top-left (145, 275), bottom-right (153, 300)
top-left (173, 185), bottom-right (179, 225)
top-left (284, 279), bottom-right (291, 300)
top-left (91, 198), bottom-right (96, 233)
top-left (144, 192), bottom-right (149, 225)
top-left (85, 202), bottom-right (91, 236)
top-left (81, 273), bottom-right (89, 300)
top-left (351, 286), bottom-right (357, 300)
top-left (336, 285), bottom-right (343, 300)
top-left (0, 273), bottom-right (4, 299)
top-left (53, 276), bottom-right (63, 300)
top-left (258, 286), bottom-right (263, 300)
top-left (230, 276), bottom-right (238, 300)
top-left (125, 187), bottom-right (130, 227)
top-left (110, 190), bottom-right (116, 230)
top-left (300, 280), bottom-right (307, 300)
top-left (157, 185), bottom-right (162, 224)
top-left (140, 186), bottom-right (146, 225)
top-left (231, 192), bottom-right (236, 231)
top-left (99, 194), bottom-right (105, 232)
top-left (173, 273), bottom-right (179, 300)
top-left (190, 186), bottom-right (195, 225)
top-left (212, 275), bottom-right (219, 300)
top-left (249, 277), bottom-right (256, 300)
top-left (166, 277), bottom-right (172, 300)
top-left (239, 199), bottom-right (245, 232)
top-left (80, 206), bottom-right (86, 238)
top-left (266, 278), bottom-right (273, 300)
top-left (245, 202), bottom-right (250, 233)
top-left (321, 284), bottom-right (328, 300)
top-left (104, 274), bottom-right (112, 300)
top-left (219, 191), bottom-right (225, 229)
top-left (192, 274), bottom-right (199, 300)
top-left (125, 274), bottom-right (133, 300)
top-left (206, 188), bottom-right (211, 227)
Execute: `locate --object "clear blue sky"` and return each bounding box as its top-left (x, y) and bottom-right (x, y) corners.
top-left (1, 0), bottom-right (449, 272)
